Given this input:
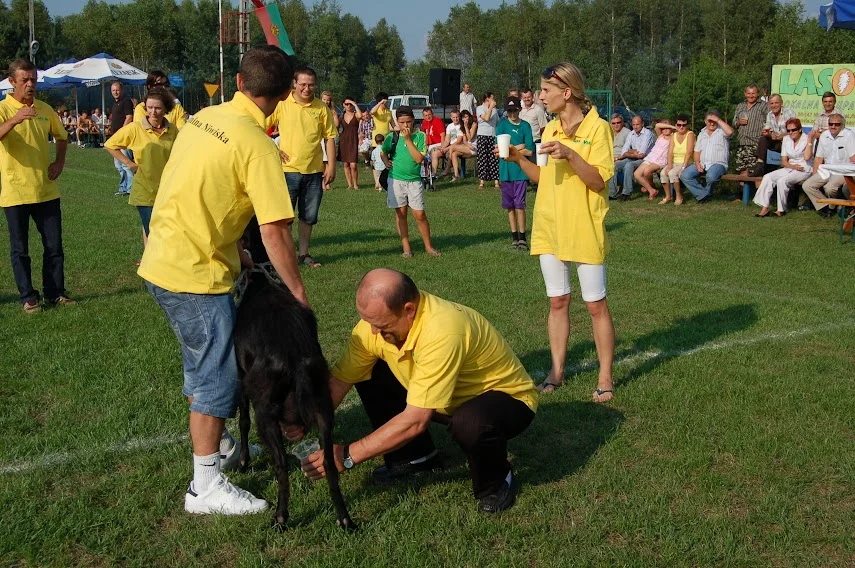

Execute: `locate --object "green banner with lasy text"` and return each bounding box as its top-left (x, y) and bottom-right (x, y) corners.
top-left (772, 64), bottom-right (855, 129)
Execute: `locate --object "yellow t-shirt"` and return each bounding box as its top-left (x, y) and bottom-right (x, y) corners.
top-left (371, 107), bottom-right (392, 144)
top-left (332, 291), bottom-right (538, 416)
top-left (266, 93), bottom-right (336, 174)
top-left (0, 96), bottom-right (68, 207)
top-left (104, 118), bottom-right (178, 206)
top-left (530, 109), bottom-right (614, 265)
top-left (133, 101), bottom-right (187, 129)
top-left (138, 91), bottom-right (295, 294)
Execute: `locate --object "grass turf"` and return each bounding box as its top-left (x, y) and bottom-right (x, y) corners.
top-left (1, 145), bottom-right (854, 567)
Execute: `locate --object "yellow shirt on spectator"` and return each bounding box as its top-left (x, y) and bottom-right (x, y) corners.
top-left (0, 96), bottom-right (68, 207)
top-left (104, 118), bottom-right (178, 206)
top-left (133, 101), bottom-right (188, 129)
top-left (266, 93), bottom-right (336, 174)
top-left (530, 109), bottom-right (613, 265)
top-left (138, 91), bottom-right (294, 294)
top-left (332, 291), bottom-right (538, 416)
top-left (372, 106), bottom-right (392, 143)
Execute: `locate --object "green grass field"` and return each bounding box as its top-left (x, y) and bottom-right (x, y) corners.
top-left (1, 145), bottom-right (854, 567)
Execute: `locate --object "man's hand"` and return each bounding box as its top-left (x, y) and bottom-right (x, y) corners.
top-left (127, 161), bottom-right (139, 174)
top-left (13, 106), bottom-right (36, 125)
top-left (695, 162), bottom-right (705, 174)
top-left (324, 161), bottom-right (336, 186)
top-left (739, 117), bottom-right (748, 126)
top-left (301, 444), bottom-right (345, 481)
top-left (400, 123), bottom-right (412, 140)
top-left (279, 150), bottom-right (290, 164)
top-left (47, 160), bottom-right (65, 181)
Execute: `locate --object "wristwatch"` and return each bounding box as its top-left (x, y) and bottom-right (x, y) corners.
top-left (342, 444), bottom-right (355, 470)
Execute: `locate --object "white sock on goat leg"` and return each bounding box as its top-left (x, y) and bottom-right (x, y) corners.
top-left (193, 452), bottom-right (221, 492)
top-left (219, 428), bottom-right (235, 456)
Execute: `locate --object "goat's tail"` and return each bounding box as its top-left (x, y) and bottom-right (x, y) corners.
top-left (294, 356), bottom-right (326, 429)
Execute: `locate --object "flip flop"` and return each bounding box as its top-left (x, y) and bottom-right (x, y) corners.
top-left (297, 254), bottom-right (322, 267)
top-left (401, 251), bottom-right (414, 258)
top-left (538, 380), bottom-right (563, 394)
top-left (592, 388), bottom-right (614, 403)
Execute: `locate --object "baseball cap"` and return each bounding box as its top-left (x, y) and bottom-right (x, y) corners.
top-left (504, 97), bottom-right (521, 112)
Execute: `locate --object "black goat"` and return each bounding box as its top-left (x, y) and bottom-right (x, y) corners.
top-left (234, 268), bottom-right (355, 530)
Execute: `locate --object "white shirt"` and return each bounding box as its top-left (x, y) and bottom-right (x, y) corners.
top-left (519, 104), bottom-right (549, 141)
top-left (371, 146), bottom-right (385, 171)
top-left (446, 121), bottom-right (463, 144)
top-left (781, 134), bottom-right (811, 168)
top-left (695, 127), bottom-right (730, 169)
top-left (817, 128), bottom-right (855, 165)
top-left (459, 91), bottom-right (476, 114)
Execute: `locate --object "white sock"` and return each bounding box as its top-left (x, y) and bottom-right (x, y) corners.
top-left (505, 470), bottom-right (513, 485)
top-left (193, 452), bottom-right (221, 492)
top-left (219, 428), bottom-right (235, 456)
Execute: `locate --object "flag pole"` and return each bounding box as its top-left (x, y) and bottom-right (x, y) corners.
top-left (218, 0), bottom-right (225, 104)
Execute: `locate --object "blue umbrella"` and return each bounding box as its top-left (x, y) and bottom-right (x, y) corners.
top-left (820, 1), bottom-right (855, 31)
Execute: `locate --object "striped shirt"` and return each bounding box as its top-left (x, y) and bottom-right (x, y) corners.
top-left (763, 107), bottom-right (797, 136)
top-left (732, 100), bottom-right (769, 146)
top-left (812, 107), bottom-right (841, 132)
top-left (695, 127), bottom-right (730, 169)
top-left (621, 127), bottom-right (654, 157)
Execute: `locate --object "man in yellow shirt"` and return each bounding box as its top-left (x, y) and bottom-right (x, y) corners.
top-left (266, 66), bottom-right (337, 268)
top-left (138, 46), bottom-right (307, 516)
top-left (0, 59), bottom-right (73, 313)
top-left (300, 269), bottom-right (537, 514)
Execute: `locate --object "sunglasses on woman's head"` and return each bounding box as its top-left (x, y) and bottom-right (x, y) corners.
top-left (542, 67), bottom-right (568, 87)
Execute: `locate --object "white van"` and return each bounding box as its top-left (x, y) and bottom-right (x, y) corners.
top-left (388, 94), bottom-right (430, 122)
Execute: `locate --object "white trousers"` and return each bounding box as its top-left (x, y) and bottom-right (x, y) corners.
top-left (752, 168), bottom-right (811, 212)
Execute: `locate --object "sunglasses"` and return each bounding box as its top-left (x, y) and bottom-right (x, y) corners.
top-left (786, 128), bottom-right (799, 132)
top-left (676, 123), bottom-right (687, 127)
top-left (542, 66), bottom-right (568, 87)
top-left (829, 122), bottom-right (842, 126)
top-left (610, 121), bottom-right (622, 124)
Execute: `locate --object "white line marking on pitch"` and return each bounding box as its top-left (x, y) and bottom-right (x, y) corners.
top-left (2, 321), bottom-right (852, 476)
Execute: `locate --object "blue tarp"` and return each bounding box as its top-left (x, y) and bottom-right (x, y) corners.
top-left (820, 1), bottom-right (855, 31)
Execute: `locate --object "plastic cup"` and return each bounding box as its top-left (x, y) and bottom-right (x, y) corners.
top-left (290, 437), bottom-right (320, 461)
top-left (535, 143), bottom-right (548, 167)
top-left (497, 134), bottom-right (511, 158)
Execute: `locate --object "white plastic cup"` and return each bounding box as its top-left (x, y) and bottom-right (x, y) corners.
top-left (536, 143), bottom-right (548, 167)
top-left (497, 134), bottom-right (511, 158)
top-left (290, 437), bottom-right (320, 461)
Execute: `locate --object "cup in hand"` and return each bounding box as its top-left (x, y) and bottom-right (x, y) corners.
top-left (497, 134), bottom-right (511, 158)
top-left (535, 143), bottom-right (548, 167)
top-left (290, 437), bottom-right (320, 461)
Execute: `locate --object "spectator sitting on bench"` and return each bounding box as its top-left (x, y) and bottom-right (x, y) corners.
top-left (679, 110), bottom-right (733, 204)
top-left (76, 111), bottom-right (93, 146)
top-left (800, 113), bottom-right (855, 218)
top-left (808, 91), bottom-right (840, 144)
top-left (753, 118), bottom-right (812, 217)
top-left (749, 94), bottom-right (795, 177)
top-left (610, 115), bottom-right (653, 201)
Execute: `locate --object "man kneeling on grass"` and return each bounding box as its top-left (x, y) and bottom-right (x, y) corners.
top-left (298, 269), bottom-right (538, 513)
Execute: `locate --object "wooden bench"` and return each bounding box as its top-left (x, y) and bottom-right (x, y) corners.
top-left (721, 174), bottom-right (762, 205)
top-left (817, 198), bottom-right (855, 243)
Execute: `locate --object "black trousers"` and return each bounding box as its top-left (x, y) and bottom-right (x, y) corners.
top-left (3, 198), bottom-right (65, 303)
top-left (756, 135), bottom-right (783, 161)
top-left (355, 361), bottom-right (535, 498)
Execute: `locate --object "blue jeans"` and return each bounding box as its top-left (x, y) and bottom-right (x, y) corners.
top-left (114, 149), bottom-right (134, 193)
top-left (3, 198), bottom-right (65, 303)
top-left (609, 158), bottom-right (643, 197)
top-left (284, 172), bottom-right (324, 225)
top-left (680, 163), bottom-right (726, 201)
top-left (146, 282), bottom-right (240, 419)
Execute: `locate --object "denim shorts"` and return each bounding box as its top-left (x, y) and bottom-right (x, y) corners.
top-left (137, 206), bottom-right (153, 236)
top-left (284, 172), bottom-right (324, 225)
top-left (146, 281), bottom-right (240, 419)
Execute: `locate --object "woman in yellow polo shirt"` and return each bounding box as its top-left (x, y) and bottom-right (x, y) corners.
top-left (370, 91), bottom-right (395, 145)
top-left (105, 87), bottom-right (179, 253)
top-left (502, 62), bottom-right (616, 403)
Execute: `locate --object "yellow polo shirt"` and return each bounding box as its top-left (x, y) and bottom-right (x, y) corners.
top-left (266, 93), bottom-right (336, 174)
top-left (0, 96), bottom-right (68, 207)
top-left (332, 292), bottom-right (538, 416)
top-left (531, 108), bottom-right (614, 265)
top-left (133, 101), bottom-right (188, 129)
top-left (138, 91), bottom-right (295, 294)
top-left (104, 118), bottom-right (178, 206)
top-left (372, 107), bottom-right (392, 144)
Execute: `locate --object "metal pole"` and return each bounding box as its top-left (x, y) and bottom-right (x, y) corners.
top-left (218, 0), bottom-right (225, 104)
top-left (239, 0), bottom-right (249, 61)
top-left (28, 0), bottom-right (35, 65)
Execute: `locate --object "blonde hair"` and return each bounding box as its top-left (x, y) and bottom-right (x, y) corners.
top-left (544, 62), bottom-right (592, 115)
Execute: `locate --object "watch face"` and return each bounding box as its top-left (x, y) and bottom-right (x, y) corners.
top-left (344, 457), bottom-right (354, 469)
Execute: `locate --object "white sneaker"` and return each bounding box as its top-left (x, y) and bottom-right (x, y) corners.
top-left (184, 473), bottom-right (268, 515)
top-left (220, 440), bottom-right (263, 472)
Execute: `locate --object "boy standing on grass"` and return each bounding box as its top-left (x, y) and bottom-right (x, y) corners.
top-left (381, 106), bottom-right (441, 258)
top-left (496, 97), bottom-right (534, 249)
top-left (371, 133), bottom-right (385, 191)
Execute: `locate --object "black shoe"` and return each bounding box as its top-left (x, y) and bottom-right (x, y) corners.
top-left (749, 162), bottom-right (765, 177)
top-left (819, 208), bottom-right (834, 219)
top-left (370, 454), bottom-right (443, 483)
top-left (618, 194), bottom-right (630, 201)
top-left (697, 195), bottom-right (711, 204)
top-left (478, 474), bottom-right (519, 514)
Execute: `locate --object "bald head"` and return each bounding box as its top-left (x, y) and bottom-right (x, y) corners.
top-left (357, 269), bottom-right (419, 314)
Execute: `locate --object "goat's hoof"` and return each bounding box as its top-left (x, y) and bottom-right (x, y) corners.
top-left (337, 517), bottom-right (358, 531)
top-left (239, 460), bottom-right (249, 473)
top-left (271, 517), bottom-right (288, 532)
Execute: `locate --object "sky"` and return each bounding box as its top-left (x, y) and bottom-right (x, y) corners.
top-left (42, 0), bottom-right (827, 61)
top-left (41, 0), bottom-right (506, 61)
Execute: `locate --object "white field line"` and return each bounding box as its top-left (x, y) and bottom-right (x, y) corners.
top-left (2, 321), bottom-right (852, 476)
